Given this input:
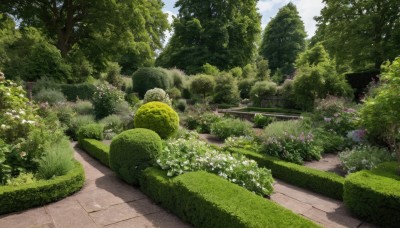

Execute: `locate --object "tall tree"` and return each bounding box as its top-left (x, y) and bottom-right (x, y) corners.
top-left (259, 3), bottom-right (306, 77)
top-left (0, 0), bottom-right (169, 73)
top-left (314, 0), bottom-right (400, 71)
top-left (156, 0), bottom-right (261, 74)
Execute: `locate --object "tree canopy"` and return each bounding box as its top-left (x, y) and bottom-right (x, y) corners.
top-left (314, 0), bottom-right (400, 71)
top-left (156, 0), bottom-right (261, 74)
top-left (0, 0), bottom-right (169, 75)
top-left (259, 3), bottom-right (306, 77)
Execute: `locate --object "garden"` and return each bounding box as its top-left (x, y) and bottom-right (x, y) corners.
top-left (1, 0), bottom-right (400, 227)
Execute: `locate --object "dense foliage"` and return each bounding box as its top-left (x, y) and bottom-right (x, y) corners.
top-left (109, 129), bottom-right (162, 185)
top-left (156, 0), bottom-right (261, 74)
top-left (260, 3), bottom-right (306, 76)
top-left (132, 67), bottom-right (171, 98)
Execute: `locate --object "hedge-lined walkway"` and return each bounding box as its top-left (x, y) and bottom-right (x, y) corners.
top-left (0, 143), bottom-right (190, 228)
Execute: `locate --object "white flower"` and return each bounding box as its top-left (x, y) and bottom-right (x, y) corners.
top-left (1, 124), bottom-right (7, 129)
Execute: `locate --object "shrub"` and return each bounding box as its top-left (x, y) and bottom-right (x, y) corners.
top-left (68, 115), bottom-right (96, 140)
top-left (165, 68), bottom-right (186, 89)
top-left (157, 137), bottom-right (274, 195)
top-left (201, 63), bottom-right (220, 76)
top-left (125, 93), bottom-right (140, 106)
top-left (132, 67), bottom-right (170, 98)
top-left (60, 83), bottom-right (96, 101)
top-left (190, 74), bottom-right (215, 102)
top-left (253, 113), bottom-right (274, 128)
top-left (114, 102), bottom-right (134, 129)
top-left (77, 123), bottom-right (104, 143)
top-left (228, 148), bottom-right (344, 200)
top-left (229, 67), bottom-right (243, 78)
top-left (109, 128), bottom-right (162, 185)
top-left (104, 62), bottom-right (123, 88)
top-left (72, 100), bottom-right (94, 115)
top-left (100, 115), bottom-right (124, 135)
top-left (264, 120), bottom-right (309, 138)
top-left (167, 87), bottom-right (182, 100)
top-left (210, 118), bottom-right (252, 140)
top-left (92, 83), bottom-right (125, 119)
top-left (212, 72), bottom-right (240, 105)
top-left (250, 81), bottom-right (278, 106)
top-left (359, 58), bottom-right (400, 164)
top-left (0, 160), bottom-right (84, 214)
top-left (238, 78), bottom-right (255, 99)
top-left (7, 173), bottom-right (36, 186)
top-left (185, 112), bottom-right (222, 134)
top-left (278, 79), bottom-right (296, 109)
top-left (344, 162), bottom-right (400, 227)
top-left (143, 88), bottom-right (172, 106)
top-left (313, 128), bottom-right (349, 153)
top-left (134, 102), bottom-right (179, 139)
top-left (223, 136), bottom-right (260, 151)
top-left (34, 89), bottom-right (66, 106)
top-left (36, 139), bottom-right (74, 180)
top-left (79, 139), bottom-right (110, 167)
top-left (175, 99), bottom-right (187, 112)
top-left (339, 145), bottom-right (396, 173)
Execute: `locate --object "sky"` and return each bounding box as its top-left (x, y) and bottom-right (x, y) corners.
top-left (162, 0), bottom-right (325, 41)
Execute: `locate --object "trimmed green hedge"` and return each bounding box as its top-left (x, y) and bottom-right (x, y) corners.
top-left (0, 160), bottom-right (85, 214)
top-left (238, 107), bottom-right (302, 115)
top-left (344, 162), bottom-right (400, 227)
top-left (141, 168), bottom-right (319, 228)
top-left (79, 138), bottom-right (110, 167)
top-left (228, 148), bottom-right (344, 200)
top-left (60, 83), bottom-right (96, 101)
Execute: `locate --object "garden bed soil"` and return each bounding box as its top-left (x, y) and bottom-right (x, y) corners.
top-left (304, 154), bottom-right (347, 177)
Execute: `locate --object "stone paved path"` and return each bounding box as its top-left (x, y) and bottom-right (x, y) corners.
top-left (305, 153), bottom-right (347, 176)
top-left (0, 144), bottom-right (190, 228)
top-left (271, 180), bottom-right (375, 228)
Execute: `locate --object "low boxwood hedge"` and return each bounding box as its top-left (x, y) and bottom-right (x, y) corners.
top-left (79, 138), bottom-right (110, 167)
top-left (0, 160), bottom-right (85, 214)
top-left (344, 162), bottom-right (400, 227)
top-left (228, 148), bottom-right (344, 200)
top-left (141, 168), bottom-right (319, 228)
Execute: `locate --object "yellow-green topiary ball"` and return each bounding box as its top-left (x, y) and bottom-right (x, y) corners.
top-left (134, 101), bottom-right (179, 139)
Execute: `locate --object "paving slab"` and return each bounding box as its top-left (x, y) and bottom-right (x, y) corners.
top-left (0, 207), bottom-right (54, 228)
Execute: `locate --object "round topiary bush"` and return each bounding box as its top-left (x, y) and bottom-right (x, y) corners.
top-left (132, 67), bottom-right (170, 98)
top-left (134, 102), bottom-right (179, 139)
top-left (143, 88), bottom-right (172, 106)
top-left (109, 128), bottom-right (162, 185)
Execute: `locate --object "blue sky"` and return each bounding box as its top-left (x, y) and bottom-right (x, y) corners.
top-left (162, 0), bottom-right (324, 39)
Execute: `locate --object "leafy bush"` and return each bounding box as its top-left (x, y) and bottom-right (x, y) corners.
top-left (36, 139), bottom-right (74, 180)
top-left (134, 102), bottom-right (179, 139)
top-left (60, 83), bottom-right (96, 101)
top-left (6, 173), bottom-right (36, 186)
top-left (113, 102), bottom-right (134, 129)
top-left (223, 136), bottom-right (260, 151)
top-left (125, 93), bottom-right (140, 106)
top-left (212, 72), bottom-right (240, 105)
top-left (210, 118), bottom-right (252, 140)
top-left (77, 123), bottom-right (104, 143)
top-left (344, 162), bottom-right (400, 227)
top-left (100, 115), bottom-right (124, 135)
top-left (230, 66), bottom-right (243, 78)
top-left (104, 62), bottom-right (123, 88)
top-left (185, 112), bottom-right (222, 134)
top-left (92, 83), bottom-right (124, 119)
top-left (229, 148), bottom-right (344, 200)
top-left (238, 78), bottom-right (255, 99)
top-left (157, 137), bottom-right (273, 195)
top-left (359, 58), bottom-right (400, 163)
top-left (312, 96), bottom-right (358, 136)
top-left (165, 68), bottom-right (186, 89)
top-left (339, 145), bottom-right (395, 173)
top-left (132, 67), bottom-right (170, 98)
top-left (190, 74), bottom-right (215, 102)
top-left (253, 113), bottom-right (275, 128)
top-left (264, 120), bottom-right (309, 138)
top-left (72, 100), bottom-right (93, 115)
top-left (250, 81), bottom-right (278, 106)
top-left (34, 89), bottom-right (66, 106)
top-left (143, 88), bottom-right (172, 106)
top-left (167, 87), bottom-right (182, 100)
top-left (68, 115), bottom-right (96, 140)
top-left (278, 79), bottom-right (296, 109)
top-left (140, 168), bottom-right (319, 228)
top-left (175, 99), bottom-right (187, 112)
top-left (109, 128), bottom-right (162, 185)
top-left (313, 128), bottom-right (349, 153)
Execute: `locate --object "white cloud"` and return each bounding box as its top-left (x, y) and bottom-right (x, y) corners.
top-left (163, 10), bottom-right (176, 46)
top-left (295, 0), bottom-right (324, 37)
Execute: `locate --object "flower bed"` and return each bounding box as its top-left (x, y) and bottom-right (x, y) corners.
top-left (0, 160), bottom-right (84, 214)
top-left (228, 148), bottom-right (344, 200)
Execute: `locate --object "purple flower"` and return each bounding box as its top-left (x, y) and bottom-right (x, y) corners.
top-left (324, 117), bottom-right (332, 122)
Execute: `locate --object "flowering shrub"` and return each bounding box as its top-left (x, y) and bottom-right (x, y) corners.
top-left (185, 112), bottom-right (222, 133)
top-left (260, 132), bottom-right (322, 164)
top-left (253, 113), bottom-right (274, 128)
top-left (157, 138), bottom-right (274, 195)
top-left (347, 129), bottom-right (367, 143)
top-left (143, 88), bottom-right (172, 106)
top-left (312, 97), bottom-right (358, 136)
top-left (210, 118), bottom-right (252, 140)
top-left (223, 136), bottom-right (260, 151)
top-left (92, 83), bottom-right (124, 119)
top-left (339, 145), bottom-right (396, 173)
